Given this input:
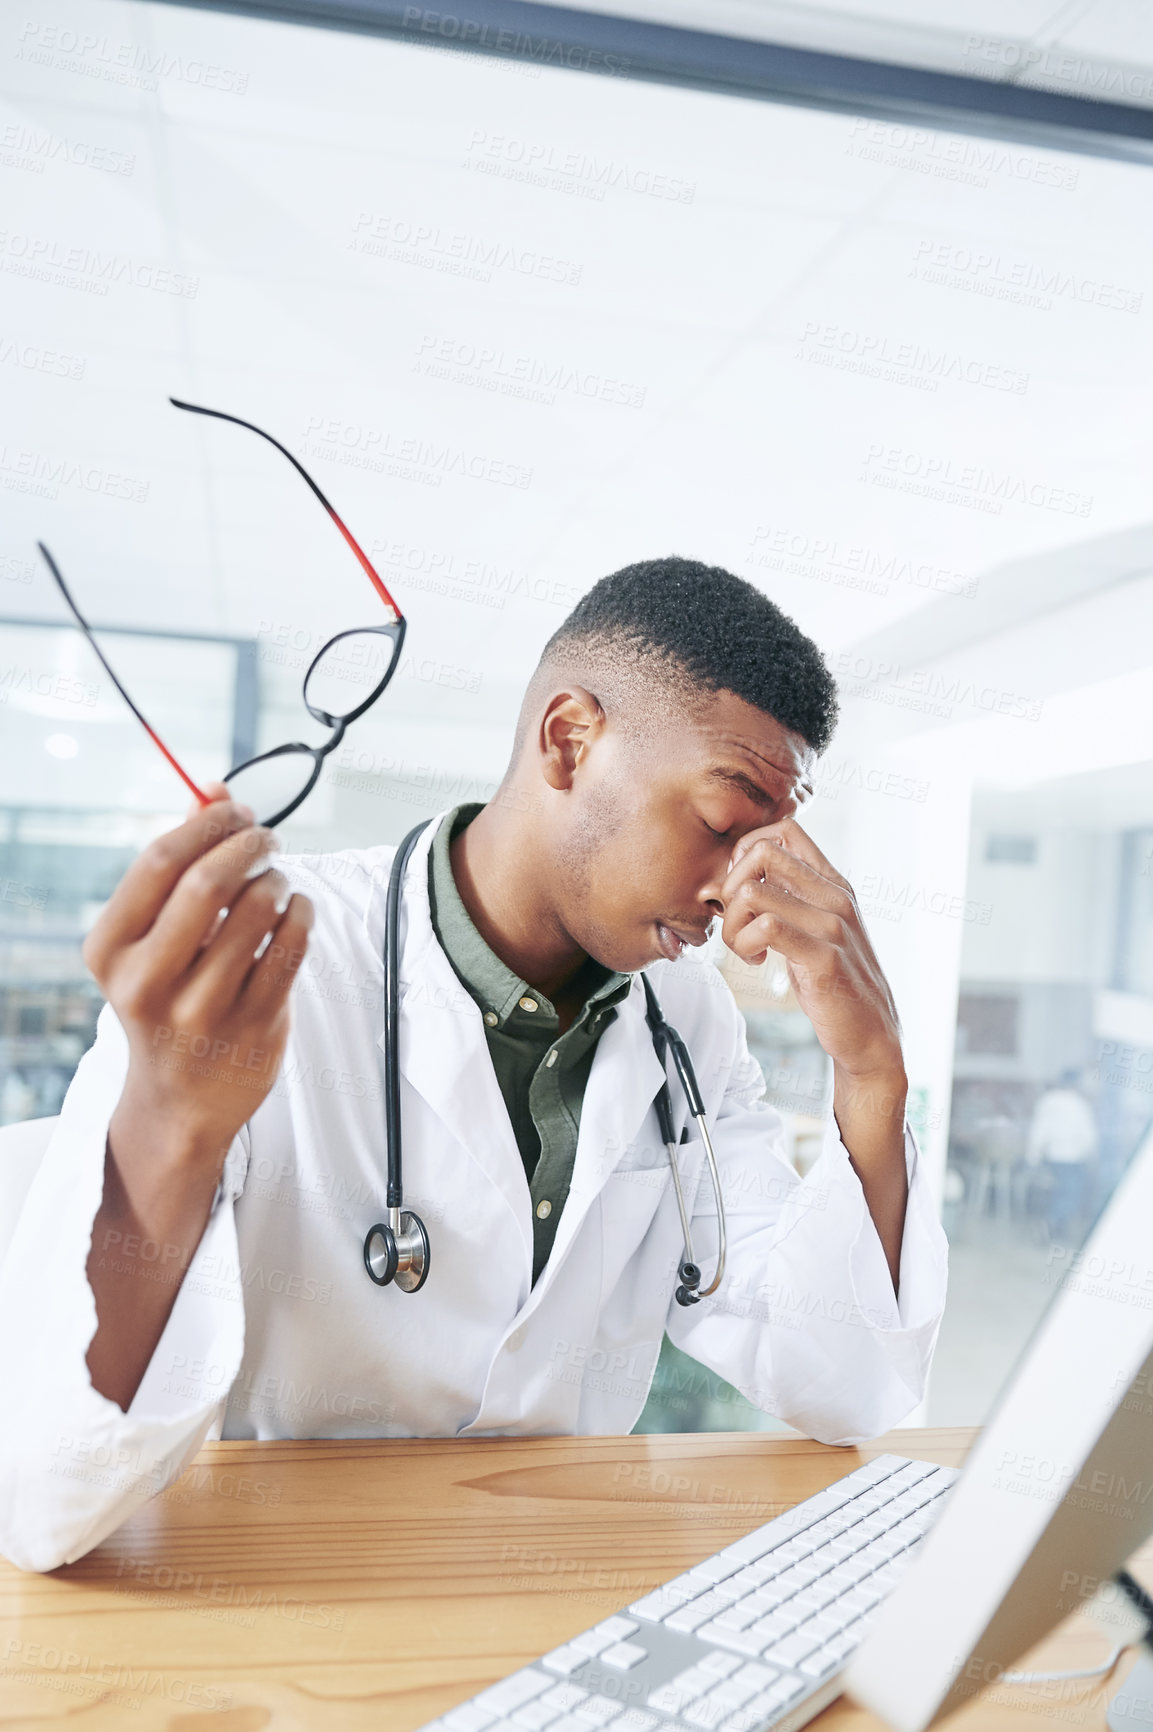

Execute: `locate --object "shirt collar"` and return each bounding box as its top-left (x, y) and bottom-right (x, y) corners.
top-left (427, 802), bottom-right (632, 1032)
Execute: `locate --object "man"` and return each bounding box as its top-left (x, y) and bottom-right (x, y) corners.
top-left (1025, 1069), bottom-right (1098, 1243)
top-left (0, 557), bottom-right (947, 1572)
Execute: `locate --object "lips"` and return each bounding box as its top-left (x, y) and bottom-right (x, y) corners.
top-left (655, 922), bottom-right (710, 961)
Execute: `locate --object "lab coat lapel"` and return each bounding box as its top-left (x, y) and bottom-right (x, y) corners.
top-left (537, 978), bottom-right (669, 1281)
top-left (374, 816), bottom-right (533, 1269)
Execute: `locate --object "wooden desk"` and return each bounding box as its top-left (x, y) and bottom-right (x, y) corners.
top-left (0, 1426), bottom-right (1146, 1731)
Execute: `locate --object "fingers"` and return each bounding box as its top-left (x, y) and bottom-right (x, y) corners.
top-left (770, 818), bottom-right (854, 890)
top-left (185, 779), bottom-right (233, 822)
top-left (721, 876), bottom-right (848, 959)
top-left (725, 909), bottom-right (820, 969)
top-left (730, 817), bottom-right (852, 892)
top-left (120, 824), bottom-right (281, 994)
top-left (241, 894), bottom-right (314, 1019)
top-left (178, 868), bottom-right (293, 1021)
top-left (84, 800), bottom-right (260, 976)
top-left (723, 834), bottom-right (854, 918)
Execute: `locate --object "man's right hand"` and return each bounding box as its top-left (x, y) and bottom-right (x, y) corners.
top-left (81, 785), bottom-right (314, 1411)
top-left (86, 787), bottom-right (313, 1164)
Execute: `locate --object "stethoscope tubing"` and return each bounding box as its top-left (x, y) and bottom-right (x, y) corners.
top-left (369, 818), bottom-right (727, 1305)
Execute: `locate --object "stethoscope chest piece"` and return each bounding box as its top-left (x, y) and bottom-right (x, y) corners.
top-left (364, 1209), bottom-right (430, 1292)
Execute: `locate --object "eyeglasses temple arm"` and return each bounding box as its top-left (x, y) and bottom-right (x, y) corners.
top-left (169, 397), bottom-right (404, 622)
top-left (36, 542), bottom-right (211, 809)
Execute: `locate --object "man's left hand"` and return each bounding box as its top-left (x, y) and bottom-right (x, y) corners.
top-left (721, 817), bottom-right (903, 1084)
top-left (720, 817), bottom-right (909, 1289)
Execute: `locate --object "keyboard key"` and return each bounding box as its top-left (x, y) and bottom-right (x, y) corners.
top-left (723, 1707), bottom-right (773, 1732)
top-left (762, 1630), bottom-right (821, 1669)
top-left (684, 1698), bottom-right (730, 1730)
top-left (549, 1718), bottom-right (597, 1732)
top-left (647, 1685), bottom-right (696, 1714)
top-left (672, 1668), bottom-right (716, 1695)
top-left (723, 1703), bottom-right (776, 1732)
top-left (697, 1620), bottom-right (768, 1658)
top-left (795, 1614), bottom-right (841, 1647)
top-left (847, 1456), bottom-right (908, 1490)
top-left (444, 1707), bottom-right (500, 1732)
top-left (476, 1672), bottom-right (554, 1714)
top-left (725, 1678), bottom-right (805, 1729)
top-left (825, 1630), bottom-right (860, 1663)
top-left (700, 1652), bottom-right (743, 1678)
top-left (689, 1556), bottom-right (744, 1585)
top-left (720, 1530), bottom-right (787, 1566)
top-left (616, 1714), bottom-right (659, 1732)
top-left (799, 1578), bottom-right (840, 1613)
top-left (596, 1617), bottom-right (639, 1643)
top-left (629, 1589), bottom-right (687, 1622)
top-left (711, 1601), bottom-right (765, 1634)
top-left (803, 1648), bottom-right (845, 1684)
top-left (666, 1593), bottom-right (728, 1634)
top-left (805, 1541), bottom-right (845, 1572)
top-left (543, 1648), bottom-right (587, 1677)
top-left (711, 1677), bottom-right (760, 1710)
top-left (572, 1697), bottom-right (624, 1725)
top-left (786, 1588), bottom-right (826, 1620)
top-left (743, 1582), bottom-right (791, 1614)
top-left (766, 1538), bottom-right (807, 1568)
top-left (760, 1676), bottom-right (808, 1713)
top-left (513, 1702), bottom-right (564, 1730)
top-left (542, 1686), bottom-right (590, 1712)
top-left (571, 1630), bottom-right (616, 1658)
top-left (600, 1643), bottom-right (646, 1672)
top-left (745, 1612), bottom-right (795, 1647)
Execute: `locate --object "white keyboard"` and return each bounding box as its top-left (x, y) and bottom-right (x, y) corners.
top-left (419, 1454), bottom-right (957, 1732)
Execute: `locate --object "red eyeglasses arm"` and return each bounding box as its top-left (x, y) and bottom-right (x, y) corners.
top-left (169, 398), bottom-right (404, 622)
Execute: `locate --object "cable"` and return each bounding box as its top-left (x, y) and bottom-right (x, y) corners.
top-left (1002, 1639), bottom-right (1133, 1685)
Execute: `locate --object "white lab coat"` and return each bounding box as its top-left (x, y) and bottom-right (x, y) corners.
top-left (0, 810), bottom-right (947, 1572)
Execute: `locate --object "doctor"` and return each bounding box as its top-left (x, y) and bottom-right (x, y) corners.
top-left (0, 554), bottom-right (946, 1573)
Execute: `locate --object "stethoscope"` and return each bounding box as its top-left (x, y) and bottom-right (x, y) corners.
top-left (363, 820), bottom-right (728, 1306)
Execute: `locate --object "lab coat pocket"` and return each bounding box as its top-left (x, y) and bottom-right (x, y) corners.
top-left (596, 1156), bottom-right (675, 1310)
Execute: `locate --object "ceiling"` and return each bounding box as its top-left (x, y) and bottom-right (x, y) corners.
top-left (3, 0), bottom-right (1153, 836)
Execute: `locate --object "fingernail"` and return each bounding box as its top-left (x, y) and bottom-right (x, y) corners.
top-left (274, 890), bottom-right (290, 915)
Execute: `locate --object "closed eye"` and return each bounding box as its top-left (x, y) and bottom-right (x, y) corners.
top-left (701, 818), bottom-right (729, 840)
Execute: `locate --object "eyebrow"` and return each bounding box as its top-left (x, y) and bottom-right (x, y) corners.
top-left (704, 766), bottom-right (787, 807)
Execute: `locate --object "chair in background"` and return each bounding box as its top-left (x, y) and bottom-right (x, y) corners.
top-left (965, 1112), bottom-right (1026, 1227)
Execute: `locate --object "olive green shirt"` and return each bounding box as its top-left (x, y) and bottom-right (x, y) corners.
top-left (427, 803), bottom-right (633, 1283)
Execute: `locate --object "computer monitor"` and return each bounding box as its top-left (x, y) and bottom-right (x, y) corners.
top-left (845, 1126), bottom-right (1153, 1732)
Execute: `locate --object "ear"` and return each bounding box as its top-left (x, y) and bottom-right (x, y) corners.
top-left (538, 686), bottom-right (606, 792)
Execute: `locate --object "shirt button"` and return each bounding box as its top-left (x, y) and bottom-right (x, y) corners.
top-left (536, 1199), bottom-right (552, 1219)
top-left (519, 996), bottom-right (539, 1013)
top-left (483, 1010), bottom-right (498, 1027)
top-left (545, 1050), bottom-right (558, 1068)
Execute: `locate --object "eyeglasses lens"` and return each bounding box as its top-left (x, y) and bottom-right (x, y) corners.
top-left (225, 749), bottom-right (316, 825)
top-left (303, 629), bottom-right (401, 721)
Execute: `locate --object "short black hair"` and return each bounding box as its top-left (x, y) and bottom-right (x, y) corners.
top-left (542, 555), bottom-right (838, 753)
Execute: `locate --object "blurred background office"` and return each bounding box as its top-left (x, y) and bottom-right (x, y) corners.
top-left (3, 0), bottom-right (1153, 1433)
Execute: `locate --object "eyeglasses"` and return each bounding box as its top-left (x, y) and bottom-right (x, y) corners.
top-left (37, 397), bottom-right (406, 828)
